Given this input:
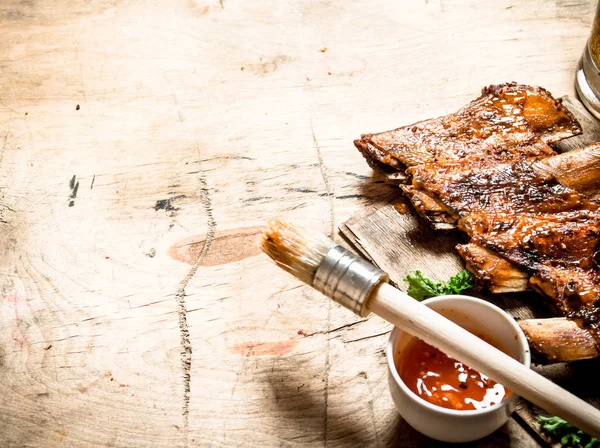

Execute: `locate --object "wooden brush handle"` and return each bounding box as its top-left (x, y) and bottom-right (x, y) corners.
top-left (368, 283), bottom-right (600, 438)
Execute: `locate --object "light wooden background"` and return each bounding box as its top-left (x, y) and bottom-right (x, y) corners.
top-left (0, 0), bottom-right (595, 446)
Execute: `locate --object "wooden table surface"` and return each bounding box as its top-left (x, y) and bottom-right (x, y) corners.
top-left (0, 0), bottom-right (596, 446)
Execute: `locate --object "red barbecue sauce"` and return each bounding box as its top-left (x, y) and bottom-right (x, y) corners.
top-left (396, 336), bottom-right (511, 411)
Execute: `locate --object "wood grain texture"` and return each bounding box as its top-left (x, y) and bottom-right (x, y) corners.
top-left (0, 0), bottom-right (596, 446)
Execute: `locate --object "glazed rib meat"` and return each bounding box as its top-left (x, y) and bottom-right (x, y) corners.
top-left (519, 318), bottom-right (599, 363)
top-left (355, 83), bottom-right (581, 179)
top-left (354, 84), bottom-right (600, 363)
top-left (459, 210), bottom-right (600, 313)
top-left (403, 144), bottom-right (600, 229)
top-left (456, 244), bottom-right (529, 294)
top-left (533, 143), bottom-right (600, 200)
top-left (422, 145), bottom-right (600, 363)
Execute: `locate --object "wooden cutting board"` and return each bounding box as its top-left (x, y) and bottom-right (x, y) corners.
top-left (339, 95), bottom-right (600, 446)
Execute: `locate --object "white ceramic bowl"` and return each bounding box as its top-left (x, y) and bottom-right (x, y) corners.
top-left (386, 295), bottom-right (531, 443)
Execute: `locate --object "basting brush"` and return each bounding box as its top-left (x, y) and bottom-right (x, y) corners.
top-left (261, 218), bottom-right (600, 439)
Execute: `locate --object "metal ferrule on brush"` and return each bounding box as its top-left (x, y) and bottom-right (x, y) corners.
top-left (312, 246), bottom-right (388, 317)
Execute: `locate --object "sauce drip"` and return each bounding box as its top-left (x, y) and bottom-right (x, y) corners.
top-left (397, 336), bottom-right (511, 411)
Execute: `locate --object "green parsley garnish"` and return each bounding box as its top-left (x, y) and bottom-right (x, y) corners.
top-left (403, 270), bottom-right (474, 301)
top-left (538, 415), bottom-right (599, 448)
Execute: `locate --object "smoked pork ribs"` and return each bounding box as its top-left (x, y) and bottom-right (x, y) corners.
top-left (355, 83), bottom-right (600, 363)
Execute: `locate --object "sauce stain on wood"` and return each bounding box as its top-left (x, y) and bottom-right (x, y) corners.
top-left (104, 370), bottom-right (127, 387)
top-left (169, 226), bottom-right (263, 266)
top-left (186, 0), bottom-right (221, 16)
top-left (229, 340), bottom-right (298, 357)
top-left (244, 55), bottom-right (292, 75)
top-left (6, 293), bottom-right (29, 310)
top-left (12, 328), bottom-right (29, 348)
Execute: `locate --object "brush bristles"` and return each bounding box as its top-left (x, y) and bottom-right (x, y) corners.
top-left (261, 219), bottom-right (336, 285)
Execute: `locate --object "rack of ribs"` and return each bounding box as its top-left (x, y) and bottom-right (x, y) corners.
top-left (355, 83), bottom-right (581, 180)
top-left (355, 83), bottom-right (600, 364)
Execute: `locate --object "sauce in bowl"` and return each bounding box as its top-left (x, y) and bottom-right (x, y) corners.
top-left (396, 336), bottom-right (511, 411)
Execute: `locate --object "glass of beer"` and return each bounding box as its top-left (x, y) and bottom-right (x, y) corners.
top-left (576, 5), bottom-right (600, 119)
